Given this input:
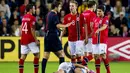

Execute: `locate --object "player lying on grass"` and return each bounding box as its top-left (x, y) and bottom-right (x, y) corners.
top-left (53, 62), bottom-right (95, 73)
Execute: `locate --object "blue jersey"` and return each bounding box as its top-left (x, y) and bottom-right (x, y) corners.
top-left (45, 11), bottom-right (59, 34)
top-left (44, 11), bottom-right (62, 52)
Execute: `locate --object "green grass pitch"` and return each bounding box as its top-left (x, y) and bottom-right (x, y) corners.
top-left (0, 62), bottom-right (130, 73)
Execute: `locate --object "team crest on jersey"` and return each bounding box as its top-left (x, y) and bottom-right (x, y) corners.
top-left (106, 20), bottom-right (109, 25)
top-left (76, 17), bottom-right (79, 21)
top-left (95, 22), bottom-right (99, 27)
top-left (68, 17), bottom-right (71, 21)
top-left (94, 19), bottom-right (97, 22)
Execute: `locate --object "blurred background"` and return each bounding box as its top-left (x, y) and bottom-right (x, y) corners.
top-left (0, 0), bottom-right (130, 73)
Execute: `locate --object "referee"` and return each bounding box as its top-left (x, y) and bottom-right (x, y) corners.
top-left (41, 1), bottom-right (71, 73)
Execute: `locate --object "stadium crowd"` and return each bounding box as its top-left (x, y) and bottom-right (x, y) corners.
top-left (0, 0), bottom-right (130, 37)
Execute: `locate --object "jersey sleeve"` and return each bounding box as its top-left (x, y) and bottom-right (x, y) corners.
top-left (103, 17), bottom-right (109, 25)
top-left (30, 16), bottom-right (36, 29)
top-left (53, 14), bottom-right (60, 25)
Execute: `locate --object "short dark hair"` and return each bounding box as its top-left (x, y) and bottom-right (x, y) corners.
top-left (51, 1), bottom-right (60, 9)
top-left (87, 1), bottom-right (96, 8)
top-left (97, 5), bottom-right (106, 12)
top-left (26, 4), bottom-right (33, 12)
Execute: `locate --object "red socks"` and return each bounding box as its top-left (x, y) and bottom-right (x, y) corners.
top-left (71, 58), bottom-right (76, 63)
top-left (82, 55), bottom-right (93, 66)
top-left (33, 57), bottom-right (39, 73)
top-left (95, 58), bottom-right (101, 73)
top-left (77, 56), bottom-right (82, 64)
top-left (19, 59), bottom-right (24, 73)
top-left (102, 58), bottom-right (111, 73)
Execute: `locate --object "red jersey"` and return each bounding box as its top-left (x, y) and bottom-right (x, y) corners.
top-left (63, 13), bottom-right (85, 41)
top-left (82, 10), bottom-right (96, 36)
top-left (92, 16), bottom-right (109, 44)
top-left (20, 14), bottom-right (36, 45)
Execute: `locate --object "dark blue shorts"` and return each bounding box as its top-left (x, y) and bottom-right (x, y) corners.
top-left (44, 33), bottom-right (62, 52)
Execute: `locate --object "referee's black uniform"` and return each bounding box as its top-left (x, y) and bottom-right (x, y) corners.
top-left (44, 11), bottom-right (62, 52)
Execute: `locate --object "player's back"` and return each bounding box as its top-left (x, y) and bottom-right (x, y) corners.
top-left (82, 10), bottom-right (96, 35)
top-left (21, 14), bottom-right (36, 45)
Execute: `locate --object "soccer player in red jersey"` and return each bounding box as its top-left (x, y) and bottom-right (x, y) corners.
top-left (82, 0), bottom-right (97, 66)
top-left (60, 1), bottom-right (85, 64)
top-left (19, 4), bottom-right (40, 73)
top-left (92, 5), bottom-right (111, 73)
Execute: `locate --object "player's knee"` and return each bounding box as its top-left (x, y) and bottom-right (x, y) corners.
top-left (101, 54), bottom-right (106, 59)
top-left (71, 55), bottom-right (76, 59)
top-left (21, 54), bottom-right (27, 60)
top-left (33, 53), bottom-right (40, 58)
top-left (44, 52), bottom-right (50, 59)
top-left (94, 54), bottom-right (100, 60)
top-left (57, 50), bottom-right (64, 57)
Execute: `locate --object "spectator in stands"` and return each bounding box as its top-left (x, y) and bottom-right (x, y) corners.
top-left (109, 24), bottom-right (120, 37)
top-left (0, 18), bottom-right (11, 36)
top-left (35, 18), bottom-right (45, 36)
top-left (104, 0), bottom-right (112, 14)
top-left (125, 6), bottom-right (130, 29)
top-left (19, 0), bottom-right (29, 18)
top-left (121, 25), bottom-right (130, 37)
top-left (113, 0), bottom-right (125, 19)
top-left (78, 0), bottom-right (88, 14)
top-left (59, 9), bottom-right (65, 23)
top-left (62, 0), bottom-right (70, 14)
top-left (11, 19), bottom-right (20, 36)
top-left (107, 11), bottom-right (114, 26)
top-left (0, 0), bottom-right (11, 19)
top-left (40, 0), bottom-right (48, 23)
top-left (114, 12), bottom-right (128, 35)
top-left (0, 11), bottom-right (9, 25)
top-left (8, 0), bottom-right (18, 13)
top-left (9, 10), bottom-right (21, 26)
top-left (129, 0), bottom-right (130, 6)
top-left (98, 0), bottom-right (105, 5)
top-left (35, 7), bottom-right (41, 21)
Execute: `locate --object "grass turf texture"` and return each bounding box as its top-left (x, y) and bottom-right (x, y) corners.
top-left (0, 62), bottom-right (130, 73)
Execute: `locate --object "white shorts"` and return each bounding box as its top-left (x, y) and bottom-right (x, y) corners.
top-left (84, 38), bottom-right (93, 53)
top-left (92, 43), bottom-right (107, 54)
top-left (21, 42), bottom-right (39, 54)
top-left (68, 40), bottom-right (84, 55)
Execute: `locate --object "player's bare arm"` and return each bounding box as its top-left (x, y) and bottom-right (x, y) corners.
top-left (31, 28), bottom-right (39, 45)
top-left (90, 22), bottom-right (94, 37)
top-left (59, 28), bottom-right (66, 43)
top-left (56, 22), bottom-right (72, 28)
top-left (95, 24), bottom-right (108, 34)
top-left (84, 23), bottom-right (88, 45)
